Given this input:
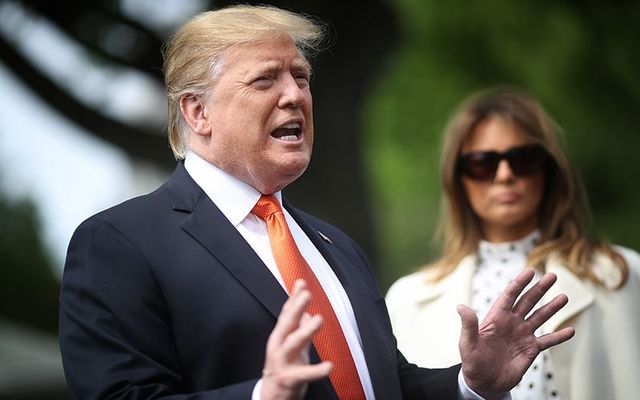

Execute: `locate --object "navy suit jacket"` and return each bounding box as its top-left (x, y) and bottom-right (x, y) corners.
top-left (59, 163), bottom-right (460, 399)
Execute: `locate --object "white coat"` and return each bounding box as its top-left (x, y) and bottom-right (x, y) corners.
top-left (385, 246), bottom-right (640, 400)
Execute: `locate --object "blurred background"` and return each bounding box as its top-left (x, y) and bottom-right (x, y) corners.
top-left (0, 0), bottom-right (638, 397)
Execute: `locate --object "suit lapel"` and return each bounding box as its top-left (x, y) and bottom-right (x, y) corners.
top-left (167, 164), bottom-right (288, 319)
top-left (284, 202), bottom-right (376, 304)
top-left (167, 168), bottom-right (337, 399)
top-left (286, 202), bottom-right (401, 399)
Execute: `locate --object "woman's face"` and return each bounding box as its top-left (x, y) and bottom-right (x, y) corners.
top-left (460, 115), bottom-right (545, 242)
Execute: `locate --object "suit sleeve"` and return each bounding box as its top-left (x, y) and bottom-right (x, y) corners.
top-left (396, 351), bottom-right (461, 399)
top-left (58, 218), bottom-right (256, 399)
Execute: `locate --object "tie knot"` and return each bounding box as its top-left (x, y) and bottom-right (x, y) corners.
top-left (252, 195), bottom-right (282, 220)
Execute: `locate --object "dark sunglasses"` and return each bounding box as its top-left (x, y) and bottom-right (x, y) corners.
top-left (458, 144), bottom-right (549, 181)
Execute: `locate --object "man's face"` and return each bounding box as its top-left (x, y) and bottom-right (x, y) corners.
top-left (195, 37), bottom-right (314, 194)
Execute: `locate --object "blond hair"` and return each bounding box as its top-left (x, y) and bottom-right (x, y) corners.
top-left (162, 5), bottom-right (327, 159)
top-left (431, 86), bottom-right (628, 288)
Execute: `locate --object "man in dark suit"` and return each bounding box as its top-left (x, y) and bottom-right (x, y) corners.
top-left (58, 5), bottom-right (574, 399)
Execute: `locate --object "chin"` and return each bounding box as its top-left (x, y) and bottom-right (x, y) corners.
top-left (496, 214), bottom-right (537, 230)
top-left (282, 164), bottom-right (308, 182)
top-left (260, 163), bottom-right (308, 193)
top-left (280, 155), bottom-right (310, 174)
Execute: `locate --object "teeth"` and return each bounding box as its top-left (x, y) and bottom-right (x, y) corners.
top-left (280, 135), bottom-right (299, 141)
top-left (282, 122), bottom-right (300, 129)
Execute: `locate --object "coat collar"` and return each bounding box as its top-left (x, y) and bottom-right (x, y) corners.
top-left (410, 252), bottom-right (594, 333)
top-left (542, 258), bottom-right (594, 333)
top-left (166, 163), bottom-right (289, 321)
top-left (411, 255), bottom-right (476, 305)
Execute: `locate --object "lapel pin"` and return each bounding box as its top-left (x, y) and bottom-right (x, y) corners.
top-left (317, 230), bottom-right (333, 244)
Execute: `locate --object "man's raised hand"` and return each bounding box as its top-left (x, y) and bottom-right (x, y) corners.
top-left (458, 269), bottom-right (575, 400)
top-left (261, 280), bottom-right (332, 400)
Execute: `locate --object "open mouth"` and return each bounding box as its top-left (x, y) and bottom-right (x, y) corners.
top-left (271, 122), bottom-right (302, 141)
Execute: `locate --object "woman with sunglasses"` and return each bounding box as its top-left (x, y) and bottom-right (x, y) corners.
top-left (385, 86), bottom-right (640, 400)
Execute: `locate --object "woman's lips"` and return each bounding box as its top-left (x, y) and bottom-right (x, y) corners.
top-left (494, 192), bottom-right (520, 203)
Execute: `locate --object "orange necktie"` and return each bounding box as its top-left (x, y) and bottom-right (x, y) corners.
top-left (252, 195), bottom-right (366, 400)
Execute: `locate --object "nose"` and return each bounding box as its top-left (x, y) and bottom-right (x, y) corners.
top-left (278, 75), bottom-right (306, 109)
top-left (494, 159), bottom-right (515, 182)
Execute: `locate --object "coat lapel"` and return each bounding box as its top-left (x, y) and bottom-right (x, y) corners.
top-left (168, 174), bottom-right (337, 400)
top-left (427, 253), bottom-right (595, 335)
top-left (166, 164), bottom-right (288, 319)
top-left (286, 203), bottom-right (403, 399)
top-left (419, 253), bottom-right (595, 335)
top-left (542, 259), bottom-right (594, 333)
top-left (409, 256), bottom-right (475, 365)
top-left (412, 255), bottom-right (476, 306)
top-left (166, 170), bottom-right (392, 399)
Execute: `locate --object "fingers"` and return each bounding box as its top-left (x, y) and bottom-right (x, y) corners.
top-left (457, 304), bottom-right (479, 347)
top-left (265, 312), bottom-right (331, 383)
top-left (524, 293), bottom-right (568, 329)
top-left (489, 269), bottom-right (535, 313)
top-left (290, 279), bottom-right (307, 296)
top-left (261, 361), bottom-right (332, 400)
top-left (268, 280), bottom-right (310, 348)
top-left (266, 360), bottom-right (333, 384)
top-left (260, 279), bottom-right (332, 399)
top-left (511, 272), bottom-right (558, 318)
top-left (280, 313), bottom-right (321, 363)
top-left (301, 361), bottom-right (333, 382)
top-left (537, 327), bottom-right (575, 351)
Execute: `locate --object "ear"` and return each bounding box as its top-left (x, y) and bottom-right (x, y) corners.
top-left (180, 95), bottom-right (211, 137)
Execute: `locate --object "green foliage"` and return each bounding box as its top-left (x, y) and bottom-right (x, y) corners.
top-left (0, 194), bottom-right (59, 333)
top-left (364, 0), bottom-right (640, 290)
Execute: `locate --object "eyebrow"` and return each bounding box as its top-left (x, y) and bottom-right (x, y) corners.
top-left (292, 56), bottom-right (311, 70)
top-left (251, 57), bottom-right (311, 74)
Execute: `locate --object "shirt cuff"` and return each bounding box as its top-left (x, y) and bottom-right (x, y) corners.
top-left (252, 378), bottom-right (263, 400)
top-left (458, 370), bottom-right (511, 400)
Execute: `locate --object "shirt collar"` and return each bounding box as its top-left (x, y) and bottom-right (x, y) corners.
top-left (478, 229), bottom-right (541, 261)
top-left (184, 150), bottom-right (282, 226)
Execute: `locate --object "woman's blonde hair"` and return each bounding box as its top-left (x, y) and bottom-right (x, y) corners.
top-left (162, 5), bottom-right (327, 159)
top-left (431, 86), bottom-right (628, 288)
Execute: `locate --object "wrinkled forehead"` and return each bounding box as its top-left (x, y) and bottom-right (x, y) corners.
top-left (219, 37), bottom-right (312, 74)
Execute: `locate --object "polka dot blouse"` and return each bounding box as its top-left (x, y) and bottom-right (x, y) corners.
top-left (470, 230), bottom-right (561, 400)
